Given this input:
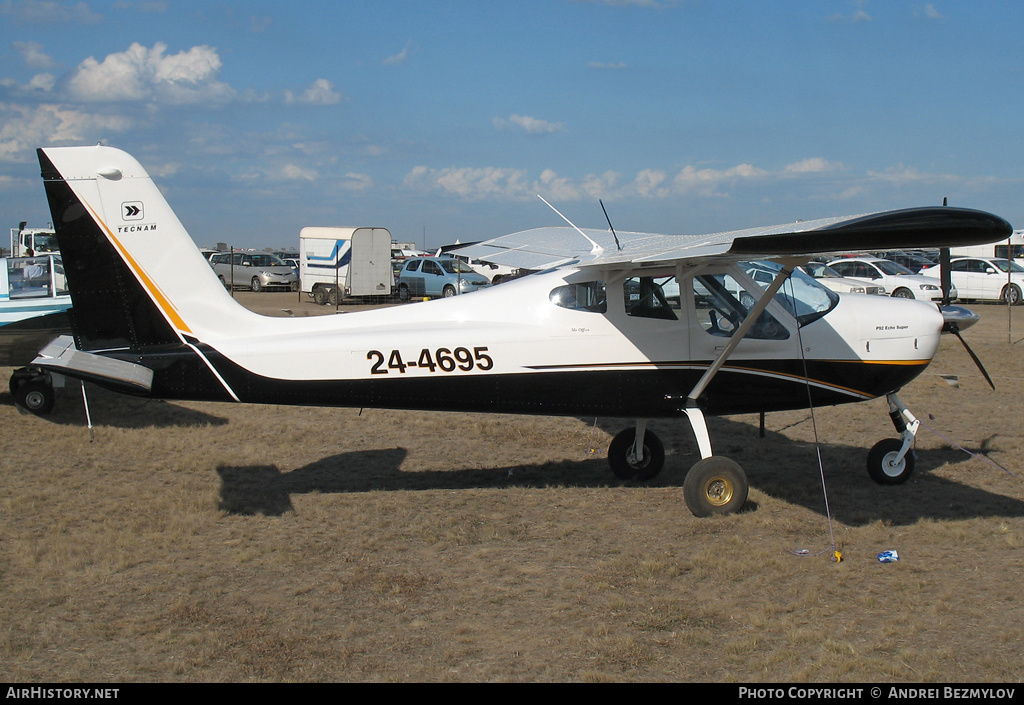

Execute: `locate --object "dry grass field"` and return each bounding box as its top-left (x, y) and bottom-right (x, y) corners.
top-left (2, 292), bottom-right (1023, 682)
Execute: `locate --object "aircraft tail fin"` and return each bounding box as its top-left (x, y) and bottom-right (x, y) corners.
top-left (37, 146), bottom-right (250, 352)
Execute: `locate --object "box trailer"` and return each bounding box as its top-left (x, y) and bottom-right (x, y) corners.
top-left (299, 227), bottom-right (394, 304)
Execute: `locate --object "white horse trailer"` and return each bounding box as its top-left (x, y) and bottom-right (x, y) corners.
top-left (299, 227), bottom-right (394, 304)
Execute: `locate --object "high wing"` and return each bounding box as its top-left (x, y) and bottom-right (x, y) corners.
top-left (453, 207), bottom-right (1012, 271)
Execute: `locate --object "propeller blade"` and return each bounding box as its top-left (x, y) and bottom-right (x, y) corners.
top-left (947, 322), bottom-right (996, 390)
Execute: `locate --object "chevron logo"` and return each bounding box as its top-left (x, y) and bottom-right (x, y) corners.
top-left (123, 202), bottom-right (144, 220)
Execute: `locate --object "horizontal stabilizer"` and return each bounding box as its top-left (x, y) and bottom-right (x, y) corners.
top-left (32, 335), bottom-right (154, 395)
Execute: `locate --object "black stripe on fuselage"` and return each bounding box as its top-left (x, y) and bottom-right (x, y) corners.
top-left (99, 344), bottom-right (927, 417)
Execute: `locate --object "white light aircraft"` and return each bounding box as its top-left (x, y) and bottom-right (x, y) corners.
top-left (31, 146), bottom-right (1011, 516)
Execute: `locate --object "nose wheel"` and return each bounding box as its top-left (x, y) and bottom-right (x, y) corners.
top-left (866, 393), bottom-right (918, 485)
top-left (867, 438), bottom-right (916, 484)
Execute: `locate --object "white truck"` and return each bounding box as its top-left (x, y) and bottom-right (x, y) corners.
top-left (950, 229), bottom-right (1024, 263)
top-left (299, 227), bottom-right (394, 305)
top-left (9, 223), bottom-right (59, 257)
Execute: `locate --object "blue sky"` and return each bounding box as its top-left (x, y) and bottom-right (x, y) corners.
top-left (2, 0), bottom-right (1022, 250)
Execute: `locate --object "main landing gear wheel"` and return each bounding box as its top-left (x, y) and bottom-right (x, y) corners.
top-left (14, 378), bottom-right (55, 416)
top-left (867, 438), bottom-right (915, 485)
top-left (608, 428), bottom-right (665, 481)
top-left (683, 457), bottom-right (748, 517)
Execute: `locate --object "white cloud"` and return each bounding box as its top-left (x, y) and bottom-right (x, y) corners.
top-left (250, 15), bottom-right (271, 32)
top-left (281, 163), bottom-right (317, 181)
top-left (0, 102), bottom-right (132, 162)
top-left (405, 165), bottom-right (531, 200)
top-left (403, 159), bottom-right (845, 202)
top-left (339, 172), bottom-right (373, 191)
top-left (493, 114), bottom-right (565, 135)
top-left (588, 61), bottom-right (627, 70)
top-left (65, 42), bottom-right (235, 105)
top-left (782, 157), bottom-right (843, 175)
top-left (27, 73), bottom-right (56, 92)
top-left (920, 4), bottom-right (944, 20)
top-left (383, 42), bottom-right (418, 66)
top-left (14, 40), bottom-right (56, 69)
top-left (672, 163), bottom-right (767, 197)
top-left (285, 78), bottom-right (342, 106)
top-left (828, 1), bottom-right (871, 23)
top-left (0, 0), bottom-right (102, 23)
top-left (632, 169), bottom-right (669, 198)
top-left (866, 165), bottom-right (950, 185)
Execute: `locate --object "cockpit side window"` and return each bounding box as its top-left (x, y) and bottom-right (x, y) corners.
top-left (692, 262), bottom-right (838, 339)
top-left (693, 272), bottom-right (789, 340)
top-left (624, 276), bottom-right (679, 320)
top-left (550, 281), bottom-right (607, 313)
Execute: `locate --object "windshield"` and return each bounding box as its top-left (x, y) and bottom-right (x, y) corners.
top-left (803, 262), bottom-right (841, 279)
top-left (875, 260), bottom-right (914, 276)
top-left (746, 261), bottom-right (838, 326)
top-left (28, 233), bottom-right (59, 253)
top-left (990, 258), bottom-right (1024, 273)
top-left (440, 259), bottom-right (475, 274)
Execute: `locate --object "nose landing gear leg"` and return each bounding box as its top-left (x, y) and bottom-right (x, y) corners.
top-left (866, 393), bottom-right (918, 485)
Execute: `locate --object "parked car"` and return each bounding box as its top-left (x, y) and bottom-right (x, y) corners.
top-left (871, 250), bottom-right (937, 273)
top-left (209, 251), bottom-right (298, 292)
top-left (438, 253), bottom-right (518, 284)
top-left (396, 257), bottom-right (491, 300)
top-left (919, 257), bottom-right (1024, 305)
top-left (799, 262), bottom-right (886, 295)
top-left (827, 257), bottom-right (953, 301)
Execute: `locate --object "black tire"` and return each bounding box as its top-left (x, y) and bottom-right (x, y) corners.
top-left (1002, 284), bottom-right (1021, 306)
top-left (892, 288), bottom-right (914, 299)
top-left (867, 438), bottom-right (915, 485)
top-left (15, 379), bottom-right (55, 416)
top-left (608, 428), bottom-right (665, 481)
top-left (398, 284), bottom-right (410, 301)
top-left (219, 276), bottom-right (230, 290)
top-left (327, 287), bottom-right (339, 306)
top-left (313, 287), bottom-right (328, 305)
top-left (442, 285), bottom-right (457, 298)
top-left (250, 277), bottom-right (262, 293)
top-left (683, 457), bottom-right (748, 517)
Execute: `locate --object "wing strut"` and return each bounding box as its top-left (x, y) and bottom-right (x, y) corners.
top-left (537, 196), bottom-right (604, 255)
top-left (683, 263), bottom-right (798, 459)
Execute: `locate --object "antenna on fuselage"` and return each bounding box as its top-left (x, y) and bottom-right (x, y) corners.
top-left (600, 199), bottom-right (623, 252)
top-left (538, 195), bottom-right (604, 255)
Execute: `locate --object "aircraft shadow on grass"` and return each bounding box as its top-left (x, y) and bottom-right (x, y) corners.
top-left (1, 383), bottom-right (229, 429)
top-left (215, 415), bottom-right (1024, 525)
